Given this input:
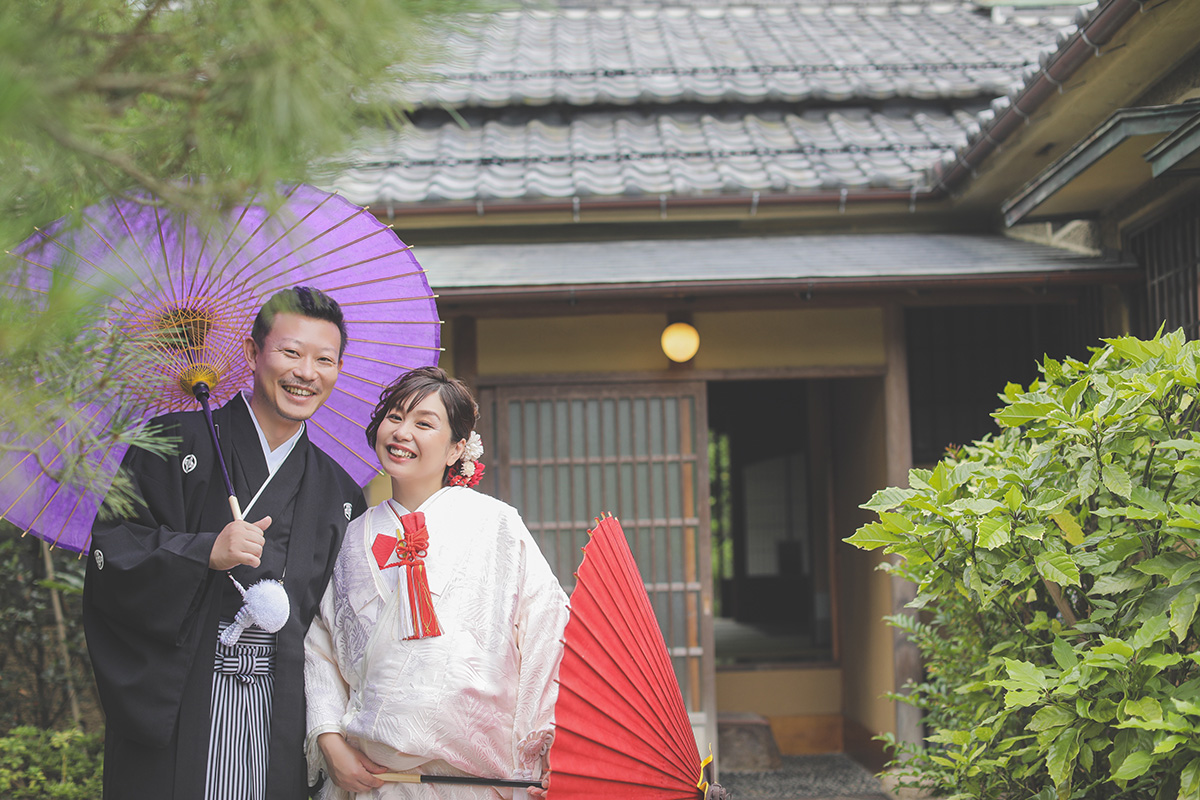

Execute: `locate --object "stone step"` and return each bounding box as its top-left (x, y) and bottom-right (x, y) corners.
top-left (718, 712), bottom-right (783, 772)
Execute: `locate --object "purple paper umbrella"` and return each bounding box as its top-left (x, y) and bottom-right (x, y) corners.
top-left (1, 184), bottom-right (440, 553)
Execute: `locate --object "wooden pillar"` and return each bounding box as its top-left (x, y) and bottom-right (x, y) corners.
top-left (883, 305), bottom-right (922, 750)
top-left (452, 316), bottom-right (478, 394)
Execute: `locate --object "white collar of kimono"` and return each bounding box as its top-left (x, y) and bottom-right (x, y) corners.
top-left (240, 391), bottom-right (304, 477)
top-left (386, 486), bottom-right (453, 517)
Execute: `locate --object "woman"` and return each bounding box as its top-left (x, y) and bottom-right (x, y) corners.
top-left (304, 367), bottom-right (568, 799)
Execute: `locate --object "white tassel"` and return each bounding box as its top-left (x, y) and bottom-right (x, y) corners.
top-left (220, 575), bottom-right (291, 646)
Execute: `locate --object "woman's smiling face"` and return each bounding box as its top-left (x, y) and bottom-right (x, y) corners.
top-left (375, 390), bottom-right (466, 509)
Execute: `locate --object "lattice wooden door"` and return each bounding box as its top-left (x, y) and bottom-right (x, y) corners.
top-left (479, 380), bottom-right (717, 759)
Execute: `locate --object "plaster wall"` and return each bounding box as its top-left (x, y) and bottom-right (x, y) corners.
top-left (716, 668), bottom-right (842, 717)
top-left (472, 308), bottom-right (886, 375)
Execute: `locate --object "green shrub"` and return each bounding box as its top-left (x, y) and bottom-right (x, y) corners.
top-left (0, 524), bottom-right (95, 732)
top-left (0, 726), bottom-right (103, 799)
top-left (847, 330), bottom-right (1200, 800)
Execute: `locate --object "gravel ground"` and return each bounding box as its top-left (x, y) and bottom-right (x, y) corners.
top-left (717, 754), bottom-right (891, 799)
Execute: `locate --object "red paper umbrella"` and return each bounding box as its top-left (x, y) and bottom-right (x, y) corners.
top-left (549, 515), bottom-right (721, 800)
top-left (379, 515), bottom-right (724, 798)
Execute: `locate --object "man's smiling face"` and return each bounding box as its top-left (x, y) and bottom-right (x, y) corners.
top-left (244, 311), bottom-right (342, 444)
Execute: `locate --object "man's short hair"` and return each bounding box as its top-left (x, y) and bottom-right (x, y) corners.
top-left (251, 286), bottom-right (347, 356)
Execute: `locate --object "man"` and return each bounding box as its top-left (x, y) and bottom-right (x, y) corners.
top-left (84, 286), bottom-right (368, 800)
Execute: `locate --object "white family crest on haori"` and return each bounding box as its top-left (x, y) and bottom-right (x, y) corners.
top-left (182, 454), bottom-right (198, 473)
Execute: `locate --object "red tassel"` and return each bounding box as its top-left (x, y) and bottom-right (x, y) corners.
top-left (408, 563), bottom-right (442, 638)
top-left (385, 505), bottom-right (443, 639)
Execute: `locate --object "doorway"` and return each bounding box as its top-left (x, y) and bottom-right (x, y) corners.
top-left (708, 379), bottom-right (836, 666)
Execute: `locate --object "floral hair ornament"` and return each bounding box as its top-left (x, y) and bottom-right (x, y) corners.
top-left (448, 431), bottom-right (485, 488)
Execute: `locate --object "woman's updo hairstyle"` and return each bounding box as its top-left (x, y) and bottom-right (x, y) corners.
top-left (365, 367), bottom-right (479, 476)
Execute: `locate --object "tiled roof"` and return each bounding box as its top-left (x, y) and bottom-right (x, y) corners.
top-left (933, 1), bottom-right (1149, 191)
top-left (330, 105), bottom-right (982, 203)
top-left (416, 233), bottom-right (1134, 288)
top-left (332, 3), bottom-right (1087, 205)
top-left (395, 4), bottom-right (1077, 109)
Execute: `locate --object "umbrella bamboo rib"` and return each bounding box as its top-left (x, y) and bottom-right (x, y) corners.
top-left (348, 340), bottom-right (443, 351)
top-left (583, 523), bottom-right (698, 760)
top-left (580, 550), bottom-right (696, 752)
top-left (245, 226), bottom-right (407, 294)
top-left (207, 187), bottom-right (304, 289)
top-left (306, 417), bottom-right (382, 473)
top-left (316, 267), bottom-right (429, 294)
top-left (113, 202), bottom-right (171, 300)
top-left (557, 643), bottom-right (694, 775)
top-left (2, 402), bottom-right (110, 523)
top-left (568, 582), bottom-right (696, 772)
top-left (214, 185), bottom-right (317, 281)
top-left (223, 193), bottom-right (346, 290)
top-left (339, 295), bottom-right (438, 306)
top-left (4, 184), bottom-right (440, 551)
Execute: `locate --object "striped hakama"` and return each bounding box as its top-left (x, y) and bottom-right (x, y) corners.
top-left (205, 621), bottom-right (276, 800)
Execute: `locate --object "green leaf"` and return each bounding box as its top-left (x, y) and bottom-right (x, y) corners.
top-left (1049, 511), bottom-right (1085, 547)
top-left (1111, 749), bottom-right (1154, 781)
top-left (995, 401), bottom-right (1056, 427)
top-left (1125, 697), bottom-right (1163, 722)
top-left (1133, 552), bottom-right (1192, 579)
top-left (878, 511), bottom-right (916, 533)
top-left (1158, 437), bottom-right (1200, 452)
top-left (844, 522), bottom-right (906, 550)
top-left (1029, 705), bottom-right (1074, 732)
top-left (1051, 637), bottom-right (1079, 670)
top-left (1176, 698), bottom-right (1200, 716)
top-left (1004, 689), bottom-right (1041, 708)
top-left (1031, 488), bottom-right (1069, 512)
top-left (1037, 550), bottom-right (1081, 587)
top-left (1016, 523), bottom-right (1047, 541)
top-left (1102, 464), bottom-right (1133, 499)
top-left (1153, 734), bottom-right (1186, 755)
top-left (977, 517), bottom-right (1011, 550)
top-left (949, 498), bottom-right (1004, 515)
top-left (1130, 484), bottom-right (1170, 517)
top-left (1094, 635), bottom-right (1134, 658)
top-left (1106, 336), bottom-right (1155, 365)
top-left (1130, 614), bottom-right (1170, 650)
top-left (1169, 589), bottom-right (1200, 643)
top-left (1078, 458), bottom-right (1100, 500)
top-left (1061, 377), bottom-right (1089, 411)
top-left (1005, 484), bottom-right (1022, 512)
top-left (1004, 659), bottom-right (1049, 691)
top-left (1046, 727), bottom-right (1080, 788)
top-left (860, 487), bottom-right (919, 512)
top-left (1091, 570), bottom-right (1150, 595)
top-left (1142, 653), bottom-right (1182, 669)
top-left (1180, 757), bottom-right (1200, 800)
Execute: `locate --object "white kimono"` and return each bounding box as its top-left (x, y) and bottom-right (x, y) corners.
top-left (304, 488), bottom-right (569, 800)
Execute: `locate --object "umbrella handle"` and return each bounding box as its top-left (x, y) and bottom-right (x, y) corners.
top-left (192, 382), bottom-right (244, 522)
top-left (377, 773), bottom-right (538, 789)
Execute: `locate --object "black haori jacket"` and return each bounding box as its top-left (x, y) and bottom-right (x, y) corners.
top-left (83, 399), bottom-right (366, 800)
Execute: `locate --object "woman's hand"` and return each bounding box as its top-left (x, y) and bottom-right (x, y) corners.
top-left (528, 773), bottom-right (550, 798)
top-left (527, 749), bottom-right (551, 797)
top-left (317, 732), bottom-right (387, 794)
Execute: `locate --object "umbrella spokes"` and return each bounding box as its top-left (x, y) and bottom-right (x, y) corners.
top-left (153, 306), bottom-right (214, 351)
top-left (2, 184), bottom-right (440, 553)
